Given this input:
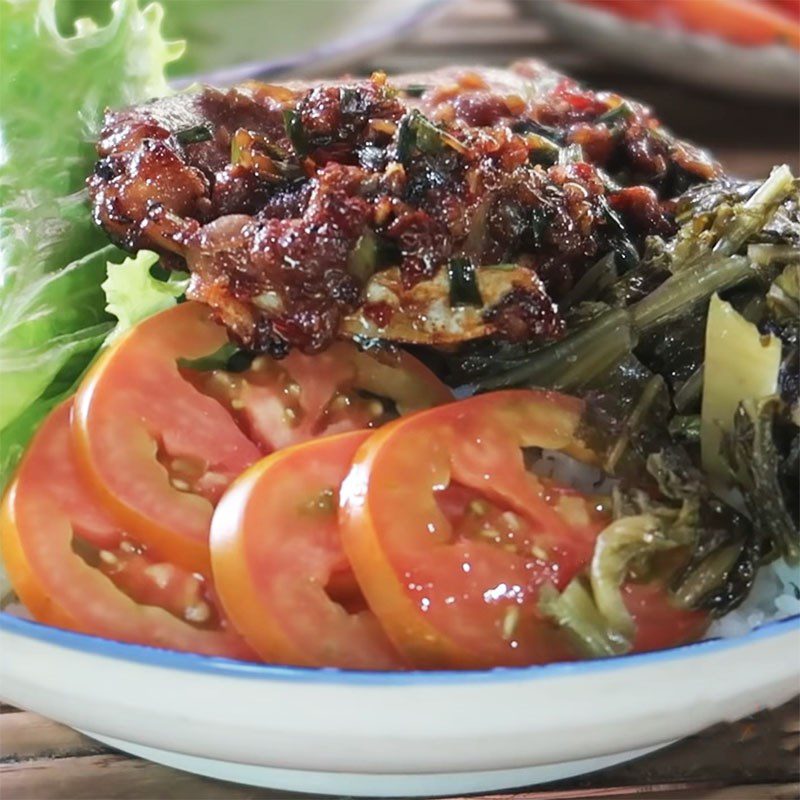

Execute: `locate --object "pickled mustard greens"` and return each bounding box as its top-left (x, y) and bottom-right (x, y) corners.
top-left (701, 294), bottom-right (781, 477)
top-left (473, 167), bottom-right (800, 640)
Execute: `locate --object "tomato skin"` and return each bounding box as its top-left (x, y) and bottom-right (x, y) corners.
top-left (74, 303), bottom-right (450, 576)
top-left (571, 0), bottom-right (800, 48)
top-left (0, 403), bottom-right (254, 659)
top-left (194, 340), bottom-right (453, 453)
top-left (73, 302), bottom-right (263, 574)
top-left (339, 390), bottom-right (607, 669)
top-left (626, 583), bottom-right (709, 653)
top-left (211, 432), bottom-right (405, 669)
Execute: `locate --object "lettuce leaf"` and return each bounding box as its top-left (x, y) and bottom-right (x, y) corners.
top-left (0, 0), bottom-right (182, 480)
top-left (103, 251), bottom-right (188, 343)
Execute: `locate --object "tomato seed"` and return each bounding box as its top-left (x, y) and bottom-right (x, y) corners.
top-left (501, 606), bottom-right (520, 640)
top-left (184, 601), bottom-right (211, 623)
top-left (99, 550), bottom-right (118, 566)
top-left (144, 563), bottom-right (174, 589)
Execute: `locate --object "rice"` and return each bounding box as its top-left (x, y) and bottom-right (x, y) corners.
top-left (707, 559), bottom-right (800, 638)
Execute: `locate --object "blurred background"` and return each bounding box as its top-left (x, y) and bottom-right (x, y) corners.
top-left (55, 0), bottom-right (799, 179)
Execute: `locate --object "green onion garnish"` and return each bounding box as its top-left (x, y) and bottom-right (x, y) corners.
top-left (448, 257), bottom-right (483, 308)
top-left (175, 123), bottom-right (213, 145)
top-left (282, 109), bottom-right (308, 156)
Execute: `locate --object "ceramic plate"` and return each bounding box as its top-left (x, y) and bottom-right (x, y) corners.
top-left (1, 611), bottom-right (798, 796)
top-left (519, 0), bottom-right (799, 100)
top-left (168, 0), bottom-right (453, 86)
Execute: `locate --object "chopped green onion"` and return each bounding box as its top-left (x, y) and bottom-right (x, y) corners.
top-left (414, 114), bottom-right (444, 155)
top-left (598, 101), bottom-right (634, 126)
top-left (403, 83), bottom-right (429, 98)
top-left (558, 143), bottom-right (584, 166)
top-left (175, 123), bottom-right (213, 145)
top-left (396, 110), bottom-right (466, 164)
top-left (448, 257), bottom-right (483, 308)
top-left (282, 109), bottom-right (308, 156)
top-left (598, 196), bottom-right (639, 272)
top-left (395, 113), bottom-right (416, 164)
top-left (523, 132), bottom-right (560, 166)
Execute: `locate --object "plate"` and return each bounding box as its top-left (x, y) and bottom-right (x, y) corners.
top-left (519, 0), bottom-right (799, 100)
top-left (167, 0), bottom-right (453, 86)
top-left (1, 611), bottom-right (798, 796)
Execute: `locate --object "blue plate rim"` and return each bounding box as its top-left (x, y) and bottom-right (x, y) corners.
top-left (2, 610), bottom-right (798, 686)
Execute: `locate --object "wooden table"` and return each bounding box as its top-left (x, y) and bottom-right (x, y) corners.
top-left (2, 1), bottom-right (798, 798)
top-left (1, 700), bottom-right (798, 799)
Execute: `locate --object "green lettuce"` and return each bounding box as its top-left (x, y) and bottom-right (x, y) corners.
top-left (0, 0), bottom-right (182, 482)
top-left (103, 251), bottom-right (188, 343)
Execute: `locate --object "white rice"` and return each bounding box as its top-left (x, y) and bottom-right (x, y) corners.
top-left (707, 558), bottom-right (800, 638)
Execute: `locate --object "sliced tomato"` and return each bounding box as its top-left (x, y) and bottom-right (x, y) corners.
top-left (211, 432), bottom-right (405, 669)
top-left (73, 302), bottom-right (263, 574)
top-left (190, 339), bottom-right (453, 452)
top-left (0, 403), bottom-right (254, 658)
top-left (74, 302), bottom-right (450, 573)
top-left (626, 583), bottom-right (709, 653)
top-left (339, 390), bottom-right (610, 669)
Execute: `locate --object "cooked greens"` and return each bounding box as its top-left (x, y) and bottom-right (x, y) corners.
top-left (472, 166), bottom-right (799, 643)
top-left (539, 578), bottom-right (628, 658)
top-left (700, 294), bottom-right (781, 476)
top-left (722, 397), bottom-right (800, 564)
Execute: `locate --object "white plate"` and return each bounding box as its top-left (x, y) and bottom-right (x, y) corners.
top-left (1, 612), bottom-right (798, 796)
top-left (519, 0), bottom-right (799, 100)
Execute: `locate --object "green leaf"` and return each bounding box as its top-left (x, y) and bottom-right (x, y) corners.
top-left (0, 0), bottom-right (182, 484)
top-left (103, 251), bottom-right (188, 342)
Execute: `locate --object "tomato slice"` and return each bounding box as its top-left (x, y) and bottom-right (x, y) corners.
top-left (626, 583), bottom-right (709, 653)
top-left (74, 302), bottom-right (450, 574)
top-left (191, 340), bottom-right (453, 452)
top-left (211, 432), bottom-right (405, 669)
top-left (73, 302), bottom-right (263, 573)
top-left (0, 403), bottom-right (254, 658)
top-left (339, 390), bottom-right (610, 669)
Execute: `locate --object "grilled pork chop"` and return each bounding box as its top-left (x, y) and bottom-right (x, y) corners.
top-left (88, 60), bottom-right (718, 355)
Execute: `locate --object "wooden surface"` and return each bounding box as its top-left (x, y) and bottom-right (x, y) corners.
top-left (1, 700), bottom-right (798, 799)
top-left (2, 1), bottom-right (799, 798)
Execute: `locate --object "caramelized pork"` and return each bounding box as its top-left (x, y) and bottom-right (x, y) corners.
top-left (89, 61), bottom-right (719, 355)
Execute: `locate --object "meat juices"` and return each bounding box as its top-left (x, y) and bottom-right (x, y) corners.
top-left (88, 61), bottom-right (719, 356)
